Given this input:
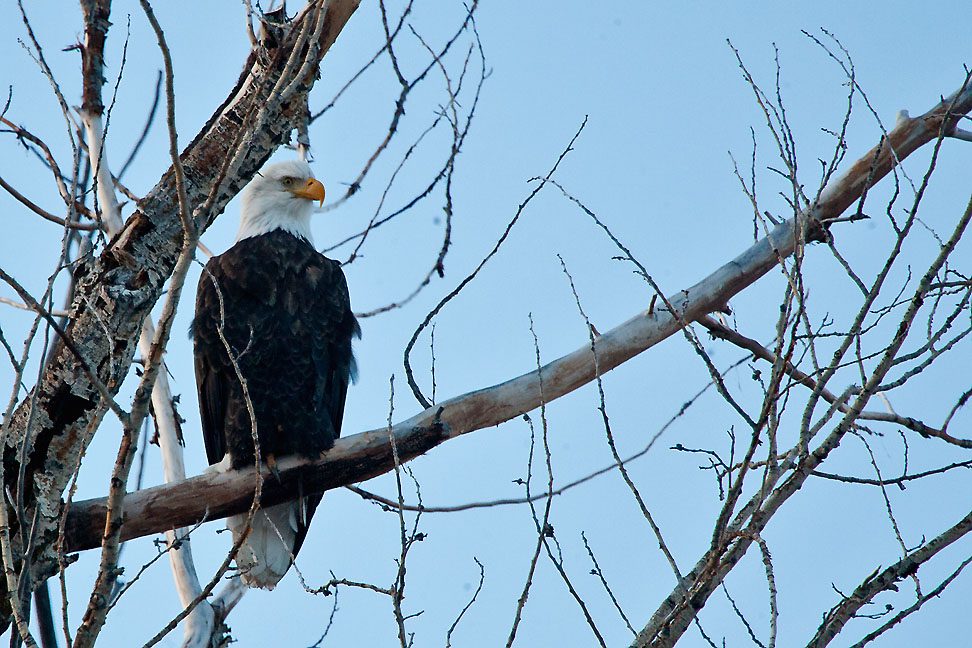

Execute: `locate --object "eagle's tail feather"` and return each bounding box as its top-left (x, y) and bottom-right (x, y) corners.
top-left (227, 501), bottom-right (300, 590)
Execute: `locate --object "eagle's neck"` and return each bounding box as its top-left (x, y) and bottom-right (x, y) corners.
top-left (235, 195), bottom-right (314, 244)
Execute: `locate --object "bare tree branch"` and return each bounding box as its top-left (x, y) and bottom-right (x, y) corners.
top-left (807, 508), bottom-right (972, 648)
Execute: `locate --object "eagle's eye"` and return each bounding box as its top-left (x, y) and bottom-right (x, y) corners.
top-left (281, 177), bottom-right (295, 187)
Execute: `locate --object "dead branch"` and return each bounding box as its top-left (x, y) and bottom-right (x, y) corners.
top-left (846, 553), bottom-right (972, 648)
top-left (63, 418), bottom-right (448, 552)
top-left (698, 315), bottom-right (967, 445)
top-left (807, 508), bottom-right (972, 648)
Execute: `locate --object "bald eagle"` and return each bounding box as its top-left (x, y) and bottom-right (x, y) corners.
top-left (193, 159), bottom-right (358, 589)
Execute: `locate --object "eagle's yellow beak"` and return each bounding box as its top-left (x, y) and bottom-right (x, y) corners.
top-left (291, 177), bottom-right (326, 207)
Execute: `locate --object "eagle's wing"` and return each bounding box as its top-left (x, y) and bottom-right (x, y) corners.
top-left (292, 252), bottom-right (359, 554)
top-left (193, 232), bottom-right (358, 588)
top-left (194, 258), bottom-right (231, 466)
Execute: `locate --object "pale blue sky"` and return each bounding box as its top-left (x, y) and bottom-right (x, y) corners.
top-left (1, 2), bottom-right (970, 646)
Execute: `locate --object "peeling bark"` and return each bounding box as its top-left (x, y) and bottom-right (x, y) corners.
top-left (64, 420), bottom-right (448, 552)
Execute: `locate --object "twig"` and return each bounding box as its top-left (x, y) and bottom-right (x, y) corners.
top-left (0, 116), bottom-right (76, 215)
top-left (582, 532), bottom-right (635, 635)
top-left (323, 1), bottom-right (479, 212)
top-left (505, 339), bottom-right (550, 648)
top-left (0, 297), bottom-right (69, 318)
top-left (0, 175), bottom-right (100, 231)
top-left (386, 374), bottom-right (410, 647)
top-left (753, 535), bottom-right (778, 648)
top-left (404, 117), bottom-right (588, 409)
top-left (117, 70), bottom-right (163, 180)
top-left (559, 254), bottom-right (683, 582)
top-left (133, 7), bottom-right (219, 645)
top-left (445, 558), bottom-right (484, 648)
top-left (699, 315), bottom-right (967, 446)
top-left (138, 0), bottom-right (193, 236)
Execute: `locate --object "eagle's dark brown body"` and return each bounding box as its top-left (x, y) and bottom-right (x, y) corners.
top-left (193, 229), bottom-right (358, 579)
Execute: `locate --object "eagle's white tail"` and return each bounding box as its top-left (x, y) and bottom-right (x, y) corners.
top-left (227, 502), bottom-right (300, 589)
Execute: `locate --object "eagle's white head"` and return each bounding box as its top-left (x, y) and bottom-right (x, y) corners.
top-left (235, 159), bottom-right (326, 244)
